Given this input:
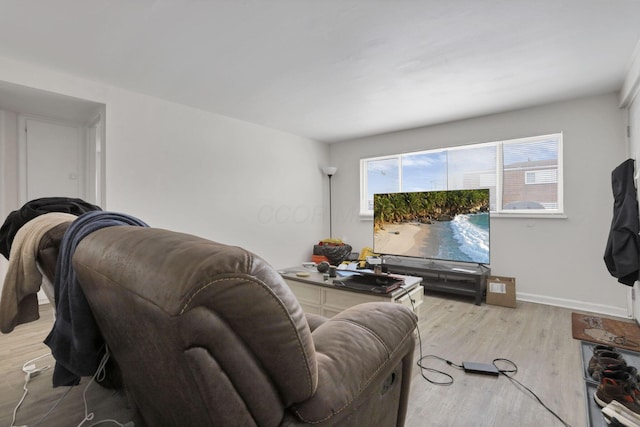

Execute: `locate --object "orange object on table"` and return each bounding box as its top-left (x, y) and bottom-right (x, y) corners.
top-left (311, 255), bottom-right (330, 264)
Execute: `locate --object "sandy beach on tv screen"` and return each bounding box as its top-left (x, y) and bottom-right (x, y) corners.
top-left (374, 222), bottom-right (431, 257)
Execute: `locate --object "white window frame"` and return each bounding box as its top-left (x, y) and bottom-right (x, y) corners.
top-left (360, 133), bottom-right (564, 218)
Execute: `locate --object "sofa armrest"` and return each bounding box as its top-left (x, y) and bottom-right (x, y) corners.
top-left (290, 302), bottom-right (417, 424)
top-left (305, 312), bottom-right (329, 332)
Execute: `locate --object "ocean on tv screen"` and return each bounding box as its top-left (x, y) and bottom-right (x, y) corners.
top-left (374, 212), bottom-right (489, 264)
top-left (440, 212), bottom-right (489, 264)
top-left (372, 189), bottom-right (490, 265)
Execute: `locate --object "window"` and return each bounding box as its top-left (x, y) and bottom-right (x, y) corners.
top-left (525, 170), bottom-right (557, 185)
top-left (360, 133), bottom-right (563, 217)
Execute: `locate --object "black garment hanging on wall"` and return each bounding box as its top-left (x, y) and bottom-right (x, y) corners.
top-left (604, 159), bottom-right (640, 286)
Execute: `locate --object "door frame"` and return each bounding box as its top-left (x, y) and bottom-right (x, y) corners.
top-left (0, 110), bottom-right (5, 219)
top-left (86, 112), bottom-right (105, 208)
top-left (17, 114), bottom-right (87, 205)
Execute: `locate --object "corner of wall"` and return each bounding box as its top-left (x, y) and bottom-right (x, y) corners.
top-left (0, 110), bottom-right (5, 219)
top-left (621, 40), bottom-right (640, 108)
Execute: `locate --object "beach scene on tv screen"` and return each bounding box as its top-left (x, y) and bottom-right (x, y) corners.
top-left (373, 190), bottom-right (490, 264)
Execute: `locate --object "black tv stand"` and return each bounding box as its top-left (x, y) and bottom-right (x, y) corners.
top-left (381, 256), bottom-right (490, 305)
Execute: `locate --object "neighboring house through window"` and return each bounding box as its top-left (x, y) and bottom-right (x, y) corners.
top-left (360, 133), bottom-right (563, 217)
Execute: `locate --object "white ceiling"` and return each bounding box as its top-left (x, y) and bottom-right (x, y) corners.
top-left (1, 0), bottom-right (640, 142)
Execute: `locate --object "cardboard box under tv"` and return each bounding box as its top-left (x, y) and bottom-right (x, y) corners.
top-left (486, 276), bottom-right (516, 308)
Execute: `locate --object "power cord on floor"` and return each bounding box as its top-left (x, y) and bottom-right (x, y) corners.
top-left (493, 358), bottom-right (571, 427)
top-left (10, 347), bottom-right (133, 427)
top-left (398, 286), bottom-right (571, 427)
top-left (414, 327), bottom-right (455, 385)
top-left (400, 286), bottom-right (455, 385)
top-left (30, 386), bottom-right (74, 427)
top-left (10, 352), bottom-right (58, 427)
top-left (77, 345), bottom-right (133, 427)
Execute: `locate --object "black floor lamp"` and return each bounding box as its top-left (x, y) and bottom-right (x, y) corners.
top-left (323, 166), bottom-right (337, 238)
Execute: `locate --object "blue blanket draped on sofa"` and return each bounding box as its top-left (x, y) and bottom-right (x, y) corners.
top-left (44, 211), bottom-right (148, 387)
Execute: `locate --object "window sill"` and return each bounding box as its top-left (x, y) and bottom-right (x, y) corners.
top-left (491, 212), bottom-right (567, 219)
top-left (360, 212), bottom-right (373, 221)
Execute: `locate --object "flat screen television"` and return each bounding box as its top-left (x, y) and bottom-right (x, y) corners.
top-left (373, 189), bottom-right (490, 265)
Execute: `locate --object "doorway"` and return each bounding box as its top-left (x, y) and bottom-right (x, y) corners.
top-left (18, 116), bottom-right (85, 203)
top-left (0, 80), bottom-right (105, 214)
top-left (0, 81), bottom-right (105, 302)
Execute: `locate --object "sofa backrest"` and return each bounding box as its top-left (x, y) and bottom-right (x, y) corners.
top-left (71, 226), bottom-right (318, 426)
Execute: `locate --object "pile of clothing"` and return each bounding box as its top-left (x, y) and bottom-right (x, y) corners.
top-left (0, 197), bottom-right (148, 387)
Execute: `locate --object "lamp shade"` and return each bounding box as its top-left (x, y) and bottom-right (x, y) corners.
top-left (324, 166), bottom-right (338, 177)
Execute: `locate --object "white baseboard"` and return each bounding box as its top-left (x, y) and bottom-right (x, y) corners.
top-left (37, 290), bottom-right (51, 305)
top-left (33, 289), bottom-right (632, 318)
top-left (517, 292), bottom-right (630, 319)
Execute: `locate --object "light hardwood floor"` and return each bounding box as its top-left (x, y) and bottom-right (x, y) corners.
top-left (404, 294), bottom-right (585, 427)
top-left (0, 295), bottom-right (588, 426)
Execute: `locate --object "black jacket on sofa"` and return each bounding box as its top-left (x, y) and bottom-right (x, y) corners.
top-left (0, 197), bottom-right (101, 260)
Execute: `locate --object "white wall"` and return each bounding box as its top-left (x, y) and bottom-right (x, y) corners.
top-left (623, 41), bottom-right (640, 320)
top-left (630, 101), bottom-right (640, 320)
top-left (0, 56), bottom-right (329, 269)
top-left (104, 87), bottom-right (329, 268)
top-left (0, 110), bottom-right (10, 287)
top-left (0, 109), bottom-right (18, 219)
top-left (329, 93), bottom-right (630, 317)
